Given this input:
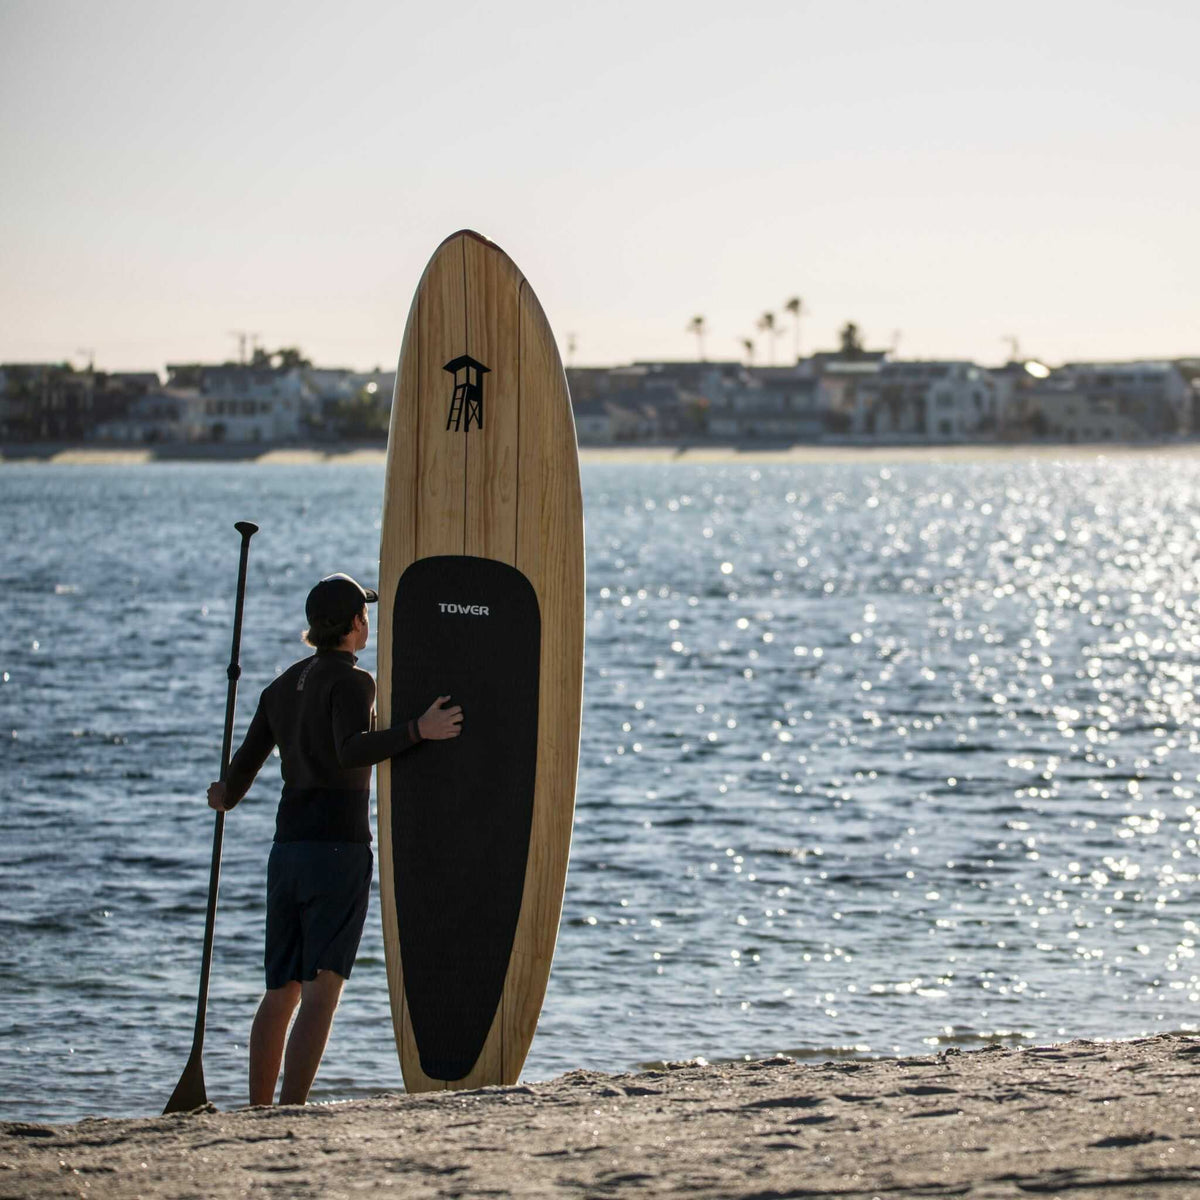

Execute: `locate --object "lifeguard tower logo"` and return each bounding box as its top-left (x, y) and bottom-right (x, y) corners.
top-left (444, 355), bottom-right (489, 432)
top-left (439, 602), bottom-right (490, 616)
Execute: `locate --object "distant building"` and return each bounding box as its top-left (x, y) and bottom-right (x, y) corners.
top-left (854, 361), bottom-right (997, 441)
top-left (800, 347), bottom-right (888, 437)
top-left (986, 361), bottom-right (1053, 436)
top-left (190, 364), bottom-right (311, 441)
top-left (11, 346), bottom-right (1195, 449)
top-left (0, 363), bottom-right (94, 440)
top-left (90, 363), bottom-right (302, 441)
top-left (569, 362), bottom-right (717, 441)
top-left (95, 388), bottom-right (197, 442)
top-left (628, 362), bottom-right (739, 436)
top-left (817, 362), bottom-right (883, 435)
top-left (566, 366), bottom-right (626, 405)
top-left (1026, 381), bottom-right (1148, 442)
top-left (1021, 361), bottom-right (1193, 443)
top-left (568, 390), bottom-right (658, 443)
top-left (709, 366), bottom-right (824, 440)
top-left (303, 367), bottom-right (395, 438)
top-left (1052, 361), bottom-right (1190, 438)
top-left (570, 394), bottom-right (612, 442)
top-left (1177, 360), bottom-right (1200, 432)
top-left (90, 371), bottom-right (161, 431)
top-left (604, 390), bottom-right (657, 440)
top-left (306, 368), bottom-right (396, 414)
top-left (95, 362), bottom-right (316, 443)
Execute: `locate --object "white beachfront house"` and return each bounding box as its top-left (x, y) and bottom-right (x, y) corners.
top-left (187, 364), bottom-right (312, 441)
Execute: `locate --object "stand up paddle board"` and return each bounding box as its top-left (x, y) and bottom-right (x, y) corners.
top-left (376, 230), bottom-right (584, 1092)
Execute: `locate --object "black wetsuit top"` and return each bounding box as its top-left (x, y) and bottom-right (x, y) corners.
top-left (224, 649), bottom-right (421, 844)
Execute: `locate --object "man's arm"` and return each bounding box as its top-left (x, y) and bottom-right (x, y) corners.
top-left (332, 675), bottom-right (463, 769)
top-left (208, 695), bottom-right (275, 811)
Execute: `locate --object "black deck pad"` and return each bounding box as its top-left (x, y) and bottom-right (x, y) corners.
top-left (390, 555), bottom-right (541, 1080)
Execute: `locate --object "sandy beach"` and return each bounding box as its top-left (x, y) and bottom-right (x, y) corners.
top-left (4, 1036), bottom-right (1199, 1198)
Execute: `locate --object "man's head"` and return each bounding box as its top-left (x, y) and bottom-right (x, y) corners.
top-left (303, 573), bottom-right (379, 651)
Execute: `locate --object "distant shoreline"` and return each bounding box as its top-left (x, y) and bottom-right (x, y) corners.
top-left (4, 438), bottom-right (1199, 466)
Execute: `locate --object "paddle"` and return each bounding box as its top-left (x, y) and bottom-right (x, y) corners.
top-left (165, 519), bottom-right (258, 1114)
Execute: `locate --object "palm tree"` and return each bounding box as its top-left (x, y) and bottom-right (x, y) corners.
top-left (784, 297), bottom-right (804, 361)
top-left (741, 337), bottom-right (755, 366)
top-left (687, 315), bottom-right (707, 361)
top-left (757, 312), bottom-right (778, 366)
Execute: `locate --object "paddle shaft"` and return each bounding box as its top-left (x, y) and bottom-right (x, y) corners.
top-left (167, 520), bottom-right (257, 1110)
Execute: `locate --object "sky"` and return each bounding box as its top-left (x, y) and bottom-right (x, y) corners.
top-left (1, 0), bottom-right (1197, 372)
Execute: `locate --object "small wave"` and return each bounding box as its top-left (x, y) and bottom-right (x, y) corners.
top-left (917, 1029), bottom-right (1035, 1049)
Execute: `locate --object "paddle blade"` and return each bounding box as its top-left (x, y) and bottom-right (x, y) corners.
top-left (164, 1053), bottom-right (207, 1114)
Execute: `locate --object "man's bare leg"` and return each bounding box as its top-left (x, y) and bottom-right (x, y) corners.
top-left (249, 982), bottom-right (302, 1106)
top-left (278, 969), bottom-right (345, 1105)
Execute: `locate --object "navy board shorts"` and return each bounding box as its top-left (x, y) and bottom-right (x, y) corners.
top-left (264, 841), bottom-right (373, 990)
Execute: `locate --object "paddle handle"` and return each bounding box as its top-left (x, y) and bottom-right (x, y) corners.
top-left (191, 520), bottom-right (258, 1054)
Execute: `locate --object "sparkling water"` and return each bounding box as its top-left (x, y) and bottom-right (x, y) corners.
top-left (3, 456), bottom-right (1198, 1121)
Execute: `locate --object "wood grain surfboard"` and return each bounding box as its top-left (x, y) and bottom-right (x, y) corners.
top-left (376, 230), bottom-right (584, 1092)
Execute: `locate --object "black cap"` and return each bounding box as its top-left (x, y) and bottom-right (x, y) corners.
top-left (306, 573), bottom-right (379, 626)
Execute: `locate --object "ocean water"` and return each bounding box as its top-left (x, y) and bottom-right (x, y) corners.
top-left (3, 456), bottom-right (1199, 1123)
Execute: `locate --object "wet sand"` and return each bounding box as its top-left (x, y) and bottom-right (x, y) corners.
top-left (4, 1036), bottom-right (1199, 1198)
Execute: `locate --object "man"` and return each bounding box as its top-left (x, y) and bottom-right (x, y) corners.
top-left (207, 572), bottom-right (462, 1106)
